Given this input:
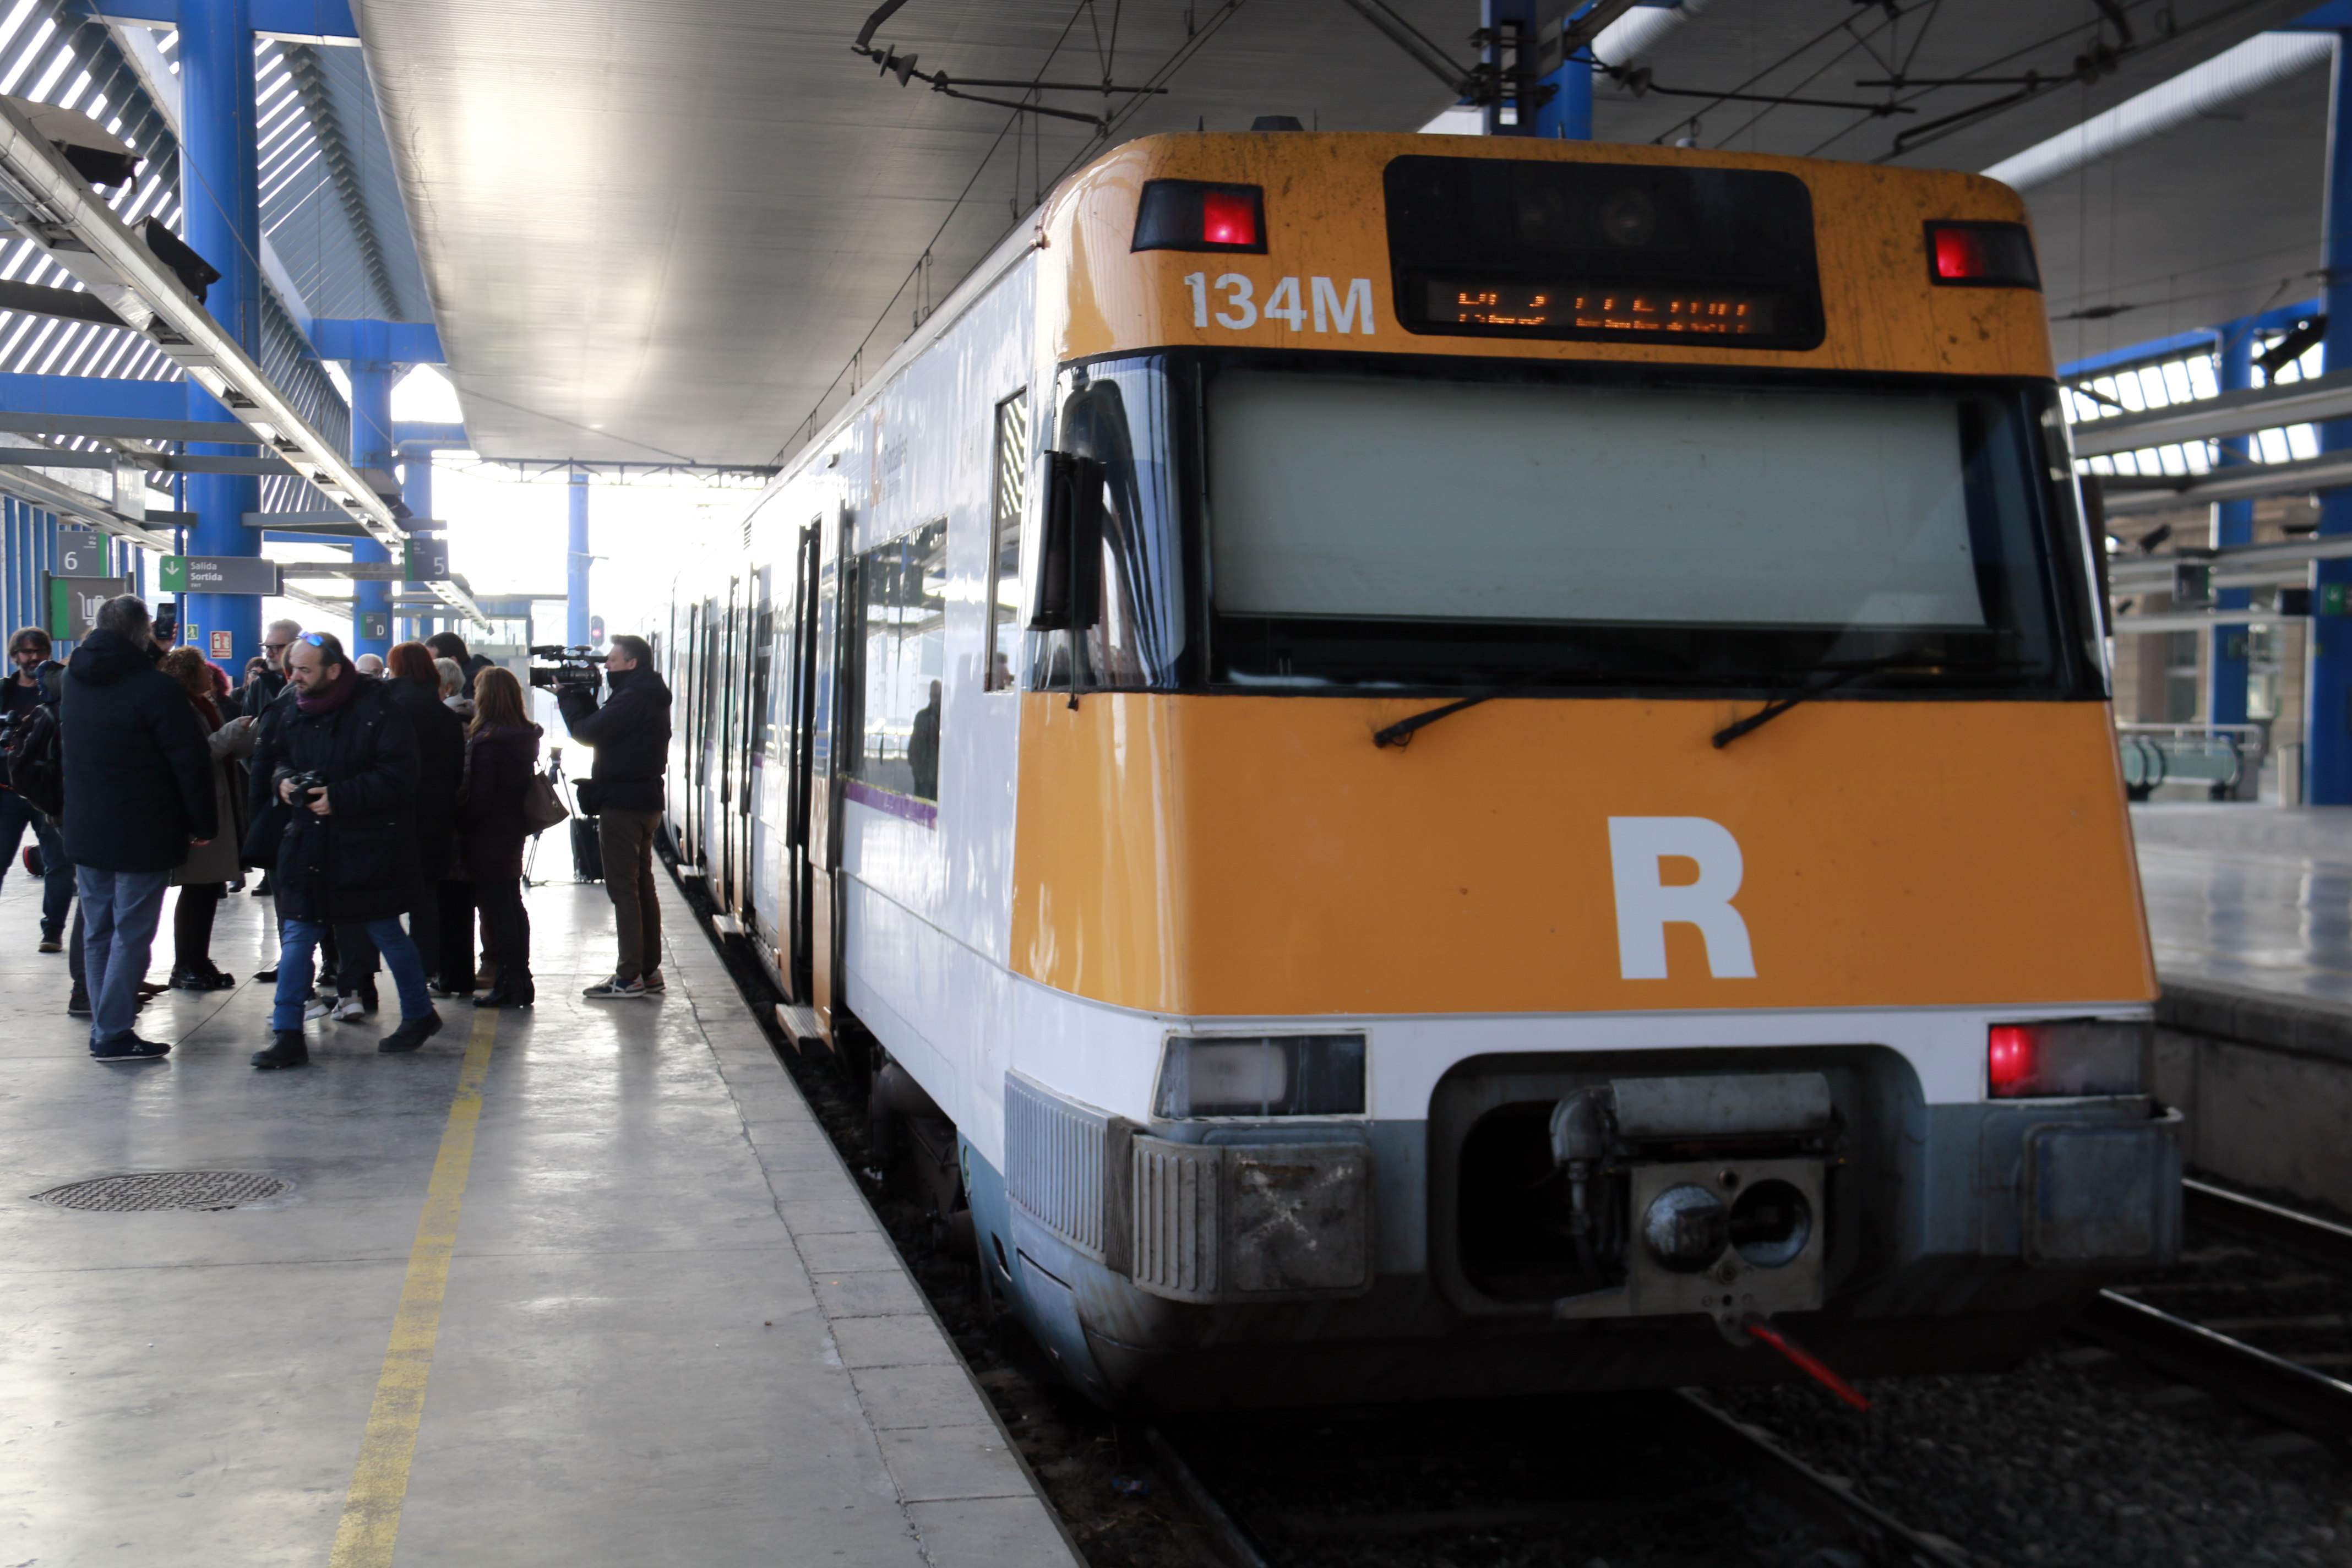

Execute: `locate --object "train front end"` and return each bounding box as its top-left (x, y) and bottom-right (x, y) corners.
top-left (973, 133), bottom-right (2176, 1411)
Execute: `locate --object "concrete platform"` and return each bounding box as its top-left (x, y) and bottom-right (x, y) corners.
top-left (0, 869), bottom-right (1076, 1567)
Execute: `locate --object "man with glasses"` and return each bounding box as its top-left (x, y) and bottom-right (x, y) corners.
top-left (248, 631), bottom-right (440, 1069)
top-left (243, 618), bottom-right (302, 719)
top-left (0, 627), bottom-right (70, 951)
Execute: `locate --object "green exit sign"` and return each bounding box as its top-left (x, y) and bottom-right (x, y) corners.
top-left (2323, 583), bottom-right (2351, 618)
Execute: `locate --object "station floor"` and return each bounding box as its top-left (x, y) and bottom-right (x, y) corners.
top-left (2133, 803), bottom-right (2352, 1012)
top-left (0, 868), bottom-right (1076, 1568)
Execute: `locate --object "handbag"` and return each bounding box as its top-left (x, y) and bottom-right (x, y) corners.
top-left (522, 770), bottom-right (570, 836)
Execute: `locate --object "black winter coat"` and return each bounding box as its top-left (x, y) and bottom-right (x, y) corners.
top-left (246, 675), bottom-right (420, 922)
top-left (456, 722), bottom-right (540, 881)
top-left (384, 676), bottom-right (464, 877)
top-left (59, 630), bottom-right (215, 872)
top-left (557, 664), bottom-right (671, 813)
top-left (241, 665), bottom-right (287, 718)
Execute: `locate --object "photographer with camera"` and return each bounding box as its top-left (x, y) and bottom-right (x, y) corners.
top-left (0, 626), bottom-right (72, 952)
top-left (549, 633), bottom-right (671, 1000)
top-left (59, 596), bottom-right (214, 1060)
top-left (246, 631), bottom-right (441, 1071)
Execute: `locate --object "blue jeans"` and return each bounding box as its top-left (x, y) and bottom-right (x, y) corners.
top-left (273, 917), bottom-right (430, 1032)
top-left (0, 790), bottom-right (71, 934)
top-left (77, 867), bottom-right (169, 1046)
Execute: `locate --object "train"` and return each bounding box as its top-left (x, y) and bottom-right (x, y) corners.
top-left (651, 130), bottom-right (2180, 1412)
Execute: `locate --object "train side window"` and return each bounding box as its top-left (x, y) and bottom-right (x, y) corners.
top-left (852, 518), bottom-right (949, 805)
top-left (986, 391), bottom-right (1028, 691)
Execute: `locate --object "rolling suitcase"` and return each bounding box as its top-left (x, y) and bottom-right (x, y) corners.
top-left (570, 815), bottom-right (604, 883)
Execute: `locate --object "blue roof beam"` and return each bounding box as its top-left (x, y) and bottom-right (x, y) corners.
top-left (313, 318), bottom-right (443, 366)
top-left (92, 0), bottom-right (359, 45)
top-left (0, 372), bottom-right (231, 424)
top-left (394, 421), bottom-right (466, 450)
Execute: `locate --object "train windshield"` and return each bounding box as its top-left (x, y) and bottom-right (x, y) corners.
top-left (1194, 355), bottom-right (2101, 696)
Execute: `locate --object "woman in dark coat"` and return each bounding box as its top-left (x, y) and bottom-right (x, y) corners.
top-left (456, 666), bottom-right (540, 1008)
top-left (382, 641), bottom-right (466, 990)
top-left (159, 646), bottom-right (254, 988)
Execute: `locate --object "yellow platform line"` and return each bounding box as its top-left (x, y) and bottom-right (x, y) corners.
top-left (328, 1009), bottom-right (500, 1568)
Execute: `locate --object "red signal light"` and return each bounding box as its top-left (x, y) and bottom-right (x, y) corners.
top-left (1924, 221), bottom-right (2041, 289)
top-left (1987, 1024), bottom-right (2040, 1098)
top-left (1932, 226), bottom-right (1986, 281)
top-left (1201, 190), bottom-right (1258, 247)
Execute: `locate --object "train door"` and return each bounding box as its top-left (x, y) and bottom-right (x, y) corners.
top-left (743, 568), bottom-right (773, 946)
top-left (717, 576), bottom-right (741, 917)
top-left (679, 601), bottom-right (703, 868)
top-left (697, 595), bottom-right (720, 874)
top-left (784, 521), bottom-right (820, 1002)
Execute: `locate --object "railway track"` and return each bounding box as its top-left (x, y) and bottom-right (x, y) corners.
top-left (2085, 1177), bottom-right (2352, 1444)
top-left (1141, 1390), bottom-right (1973, 1568)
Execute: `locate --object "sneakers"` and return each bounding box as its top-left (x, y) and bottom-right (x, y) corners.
top-left (640, 970), bottom-right (665, 994)
top-left (251, 1031), bottom-right (309, 1070)
top-left (329, 993), bottom-right (367, 1023)
top-left (379, 1010), bottom-right (444, 1054)
top-left (37, 928), bottom-right (61, 954)
top-left (253, 967), bottom-right (279, 982)
top-left (581, 976), bottom-right (647, 1000)
top-left (66, 988), bottom-right (89, 1017)
top-left (302, 994), bottom-right (331, 1022)
top-left (169, 966), bottom-right (237, 992)
top-left (90, 1034), bottom-right (170, 1061)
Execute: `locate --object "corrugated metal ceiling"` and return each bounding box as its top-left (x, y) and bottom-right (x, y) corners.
top-left (350, 0), bottom-right (2338, 465)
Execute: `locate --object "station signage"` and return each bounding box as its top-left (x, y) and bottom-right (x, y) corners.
top-left (210, 629), bottom-right (233, 660)
top-left (403, 538), bottom-right (450, 582)
top-left (359, 611), bottom-right (390, 643)
top-left (55, 529), bottom-right (106, 574)
top-left (45, 575), bottom-right (129, 640)
top-left (158, 555), bottom-right (282, 596)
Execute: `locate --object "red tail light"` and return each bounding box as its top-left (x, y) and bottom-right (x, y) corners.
top-left (1986, 1020), bottom-right (2149, 1099)
top-left (1200, 190), bottom-right (1258, 247)
top-left (1986, 1024), bottom-right (2039, 1097)
top-left (1926, 221), bottom-right (2040, 289)
top-left (1132, 179), bottom-right (1267, 255)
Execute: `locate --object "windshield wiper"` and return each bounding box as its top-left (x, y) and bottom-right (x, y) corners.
top-left (1374, 694), bottom-right (1490, 749)
top-left (1711, 655), bottom-right (2027, 750)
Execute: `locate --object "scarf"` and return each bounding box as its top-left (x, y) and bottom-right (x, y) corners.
top-left (295, 664), bottom-right (361, 716)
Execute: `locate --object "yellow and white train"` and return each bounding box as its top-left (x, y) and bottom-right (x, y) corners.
top-left (658, 130), bottom-right (2177, 1411)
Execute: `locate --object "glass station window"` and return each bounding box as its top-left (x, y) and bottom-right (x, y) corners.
top-left (854, 519), bottom-right (947, 803)
top-left (986, 391), bottom-right (1027, 691)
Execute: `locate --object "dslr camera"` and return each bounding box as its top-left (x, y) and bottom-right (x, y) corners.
top-left (282, 769), bottom-right (330, 808)
top-left (528, 644), bottom-right (606, 693)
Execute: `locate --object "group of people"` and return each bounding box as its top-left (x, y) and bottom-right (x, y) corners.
top-left (0, 595), bottom-right (673, 1066)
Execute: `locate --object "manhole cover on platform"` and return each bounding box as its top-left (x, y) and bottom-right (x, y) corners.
top-left (31, 1172), bottom-right (286, 1212)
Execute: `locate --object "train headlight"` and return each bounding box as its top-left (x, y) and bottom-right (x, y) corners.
top-left (1153, 1033), bottom-right (1365, 1119)
top-left (1986, 1020), bottom-right (2149, 1099)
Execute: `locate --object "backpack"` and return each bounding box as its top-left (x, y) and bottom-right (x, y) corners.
top-left (4, 700), bottom-right (63, 819)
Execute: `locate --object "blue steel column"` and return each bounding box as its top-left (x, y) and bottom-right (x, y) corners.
top-left (347, 360), bottom-right (393, 658)
top-left (2312, 35), bottom-right (2352, 801)
top-left (566, 468), bottom-right (589, 645)
top-left (2209, 326), bottom-right (2254, 726)
top-left (400, 444), bottom-right (433, 643)
top-left (179, 0), bottom-right (263, 668)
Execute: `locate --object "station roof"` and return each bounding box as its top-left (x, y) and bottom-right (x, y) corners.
top-left (351, 0), bottom-right (2334, 466)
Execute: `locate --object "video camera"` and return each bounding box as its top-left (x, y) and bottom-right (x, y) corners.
top-left (528, 644), bottom-right (606, 693)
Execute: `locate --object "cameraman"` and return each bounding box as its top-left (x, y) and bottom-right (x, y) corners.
top-left (246, 631), bottom-right (442, 1070)
top-left (554, 633), bottom-right (671, 1000)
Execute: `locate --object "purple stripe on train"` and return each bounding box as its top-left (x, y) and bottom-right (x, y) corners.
top-left (842, 778), bottom-right (938, 829)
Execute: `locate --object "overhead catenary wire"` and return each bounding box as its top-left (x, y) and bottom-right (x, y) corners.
top-left (783, 0), bottom-right (1248, 465)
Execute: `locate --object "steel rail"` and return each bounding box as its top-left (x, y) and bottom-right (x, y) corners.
top-left (2181, 1177), bottom-right (2352, 1276)
top-left (1662, 1392), bottom-right (1975, 1568)
top-left (0, 97), bottom-right (487, 628)
top-left (2083, 1289), bottom-right (2352, 1441)
top-left (1143, 1396), bottom-right (1974, 1568)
